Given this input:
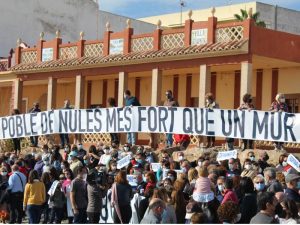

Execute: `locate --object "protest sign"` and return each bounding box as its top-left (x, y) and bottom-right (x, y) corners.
top-left (0, 107), bottom-right (298, 143)
top-left (151, 163), bottom-right (161, 172)
top-left (127, 175), bottom-right (138, 186)
top-left (216, 150), bottom-right (238, 161)
top-left (287, 154), bottom-right (300, 172)
top-left (117, 155), bottom-right (131, 169)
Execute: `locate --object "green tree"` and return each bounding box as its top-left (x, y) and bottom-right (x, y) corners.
top-left (234, 9), bottom-right (266, 28)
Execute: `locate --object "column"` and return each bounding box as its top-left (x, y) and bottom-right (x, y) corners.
top-left (240, 62), bottom-right (253, 104)
top-left (151, 68), bottom-right (162, 106)
top-left (150, 68), bottom-right (162, 149)
top-left (198, 65), bottom-right (211, 108)
top-left (75, 75), bottom-right (85, 109)
top-left (118, 72), bottom-right (128, 107)
top-left (13, 78), bottom-right (23, 111)
top-left (47, 77), bottom-right (57, 110)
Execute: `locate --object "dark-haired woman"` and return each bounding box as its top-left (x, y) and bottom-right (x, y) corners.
top-left (238, 93), bottom-right (255, 150)
top-left (23, 170), bottom-right (46, 224)
top-left (111, 170), bottom-right (133, 224)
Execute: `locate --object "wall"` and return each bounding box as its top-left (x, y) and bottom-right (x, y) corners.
top-left (0, 0), bottom-right (156, 56)
top-left (216, 72), bottom-right (235, 109)
top-left (0, 86), bottom-right (11, 116)
top-left (278, 67), bottom-right (300, 94)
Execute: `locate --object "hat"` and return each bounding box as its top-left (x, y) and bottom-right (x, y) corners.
top-left (192, 177), bottom-right (215, 203)
top-left (185, 202), bottom-right (201, 219)
top-left (69, 151), bottom-right (78, 157)
top-left (285, 174), bottom-right (300, 183)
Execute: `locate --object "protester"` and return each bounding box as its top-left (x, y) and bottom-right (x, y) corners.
top-left (217, 201), bottom-right (240, 224)
top-left (140, 198), bottom-right (166, 224)
top-left (284, 174), bottom-right (300, 203)
top-left (270, 93), bottom-right (288, 150)
top-left (278, 199), bottom-right (300, 224)
top-left (205, 93), bottom-right (219, 148)
top-left (60, 100), bottom-right (71, 148)
top-left (11, 109), bottom-right (21, 155)
top-left (28, 102), bottom-right (41, 147)
top-left (163, 90), bottom-right (179, 148)
top-left (124, 90), bottom-right (141, 146)
top-left (238, 93), bottom-right (255, 150)
top-left (264, 167), bottom-right (283, 193)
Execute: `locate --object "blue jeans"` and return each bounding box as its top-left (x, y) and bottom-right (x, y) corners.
top-left (27, 204), bottom-right (41, 224)
top-left (127, 133), bottom-right (136, 145)
top-left (73, 208), bottom-right (87, 224)
top-left (166, 133), bottom-right (173, 147)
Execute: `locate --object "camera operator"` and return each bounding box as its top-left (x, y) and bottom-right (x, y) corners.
top-left (86, 168), bottom-right (107, 223)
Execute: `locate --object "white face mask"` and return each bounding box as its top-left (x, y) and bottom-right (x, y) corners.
top-left (1, 172), bottom-right (7, 176)
top-left (244, 164), bottom-right (252, 170)
top-left (178, 156), bottom-right (184, 161)
top-left (282, 161), bottom-right (288, 167)
top-left (198, 161), bottom-right (202, 167)
top-left (124, 147), bottom-right (129, 152)
top-left (104, 149), bottom-right (110, 154)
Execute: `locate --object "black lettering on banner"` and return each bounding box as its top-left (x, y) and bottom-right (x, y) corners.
top-left (30, 113), bottom-right (37, 135)
top-left (117, 108), bottom-right (124, 132)
top-left (86, 109), bottom-right (93, 133)
top-left (16, 115), bottom-right (23, 137)
top-left (78, 110), bottom-right (85, 132)
top-left (148, 107), bottom-right (157, 132)
top-left (270, 112), bottom-right (282, 141)
top-left (158, 107), bottom-right (168, 132)
top-left (138, 107), bottom-right (147, 131)
top-left (1, 118), bottom-right (7, 138)
top-left (8, 117), bottom-right (15, 137)
top-left (48, 111), bottom-right (54, 133)
top-left (23, 114), bottom-right (31, 136)
top-left (252, 111), bottom-right (269, 139)
top-left (124, 107), bottom-right (132, 131)
top-left (183, 108), bottom-right (193, 133)
top-left (107, 108), bottom-right (116, 132)
top-left (69, 110), bottom-right (77, 132)
top-left (284, 113), bottom-right (296, 142)
top-left (59, 110), bottom-right (69, 133)
top-left (206, 109), bottom-right (215, 136)
top-left (94, 109), bottom-right (102, 132)
top-left (234, 110), bottom-right (245, 138)
top-left (194, 108), bottom-right (204, 134)
top-left (41, 112), bottom-right (48, 134)
top-left (221, 110), bottom-right (232, 136)
top-left (168, 107), bottom-right (177, 132)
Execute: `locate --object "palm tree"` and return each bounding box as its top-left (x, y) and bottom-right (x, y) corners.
top-left (234, 9), bottom-right (266, 28)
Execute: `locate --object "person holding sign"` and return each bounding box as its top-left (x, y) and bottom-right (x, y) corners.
top-left (164, 90), bottom-right (179, 148)
top-left (124, 90), bottom-right (141, 146)
top-left (270, 93), bottom-right (289, 151)
top-left (238, 93), bottom-right (255, 150)
top-left (28, 102), bottom-right (41, 147)
top-left (205, 93), bottom-right (219, 148)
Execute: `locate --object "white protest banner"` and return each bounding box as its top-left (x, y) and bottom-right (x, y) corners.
top-left (151, 163), bottom-right (161, 172)
top-left (216, 150), bottom-right (238, 161)
top-left (127, 175), bottom-right (138, 186)
top-left (0, 107), bottom-right (299, 143)
top-left (287, 154), bottom-right (300, 172)
top-left (117, 155), bottom-right (131, 169)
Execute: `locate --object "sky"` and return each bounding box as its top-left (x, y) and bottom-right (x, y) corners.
top-left (99, 0), bottom-right (300, 18)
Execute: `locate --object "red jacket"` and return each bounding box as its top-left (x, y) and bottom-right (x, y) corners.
top-left (221, 189), bottom-right (238, 205)
top-left (174, 134), bottom-right (190, 144)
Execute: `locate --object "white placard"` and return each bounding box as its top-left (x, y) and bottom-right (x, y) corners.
top-left (127, 175), bottom-right (138, 186)
top-left (110, 38), bottom-right (124, 55)
top-left (191, 29), bottom-right (208, 46)
top-left (42, 48), bottom-right (53, 62)
top-left (151, 163), bottom-right (161, 172)
top-left (216, 150), bottom-right (238, 161)
top-left (287, 154), bottom-right (300, 172)
top-left (163, 169), bottom-right (183, 179)
top-left (117, 154), bottom-right (131, 169)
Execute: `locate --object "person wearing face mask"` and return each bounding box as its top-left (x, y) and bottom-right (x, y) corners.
top-left (221, 178), bottom-right (239, 205)
top-left (276, 154), bottom-right (289, 172)
top-left (141, 198), bottom-right (166, 224)
top-left (69, 151), bottom-right (83, 178)
top-left (62, 169), bottom-right (74, 224)
top-left (33, 154), bottom-right (44, 178)
top-left (284, 174), bottom-right (300, 203)
top-left (270, 93), bottom-right (289, 151)
top-left (205, 93), bottom-right (219, 148)
top-left (124, 90), bottom-right (141, 146)
top-left (70, 166), bottom-right (88, 223)
top-left (248, 151), bottom-right (256, 162)
top-left (99, 146), bottom-right (112, 169)
top-left (227, 158), bottom-right (241, 177)
top-left (42, 156), bottom-right (52, 173)
top-left (254, 175), bottom-right (266, 193)
top-left (250, 192), bottom-right (279, 224)
top-left (145, 172), bottom-right (157, 194)
top-left (163, 90), bottom-right (179, 148)
top-left (216, 176), bottom-right (225, 202)
top-left (241, 159), bottom-right (257, 180)
top-left (264, 167), bottom-right (283, 193)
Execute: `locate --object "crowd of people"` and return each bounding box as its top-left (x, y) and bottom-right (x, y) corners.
top-left (0, 90), bottom-right (298, 224)
top-left (0, 142), bottom-right (299, 224)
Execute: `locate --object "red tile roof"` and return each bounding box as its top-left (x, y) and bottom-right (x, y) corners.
top-left (11, 40), bottom-right (248, 72)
